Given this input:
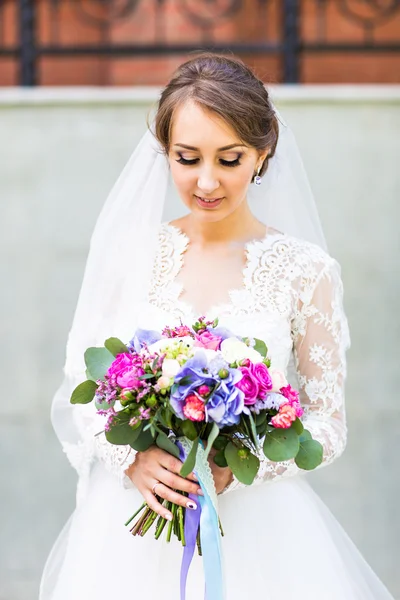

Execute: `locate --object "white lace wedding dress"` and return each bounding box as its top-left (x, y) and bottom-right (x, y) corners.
top-left (40, 223), bottom-right (394, 600)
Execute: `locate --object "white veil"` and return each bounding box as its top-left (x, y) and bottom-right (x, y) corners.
top-left (51, 101), bottom-right (328, 484)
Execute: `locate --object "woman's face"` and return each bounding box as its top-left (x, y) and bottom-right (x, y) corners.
top-left (168, 100), bottom-right (268, 223)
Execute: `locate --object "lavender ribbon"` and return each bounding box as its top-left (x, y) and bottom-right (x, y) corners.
top-left (176, 440), bottom-right (224, 600)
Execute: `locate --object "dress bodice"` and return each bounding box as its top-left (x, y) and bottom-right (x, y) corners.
top-left (66, 222), bottom-right (351, 500)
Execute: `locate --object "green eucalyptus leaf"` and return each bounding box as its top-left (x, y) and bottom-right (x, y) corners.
top-left (84, 347), bottom-right (115, 382)
top-left (70, 380), bottom-right (97, 405)
top-left (295, 439), bottom-right (323, 470)
top-left (104, 337), bottom-right (129, 357)
top-left (253, 338), bottom-right (268, 357)
top-left (225, 442), bottom-right (259, 485)
top-left (299, 429), bottom-right (312, 443)
top-left (213, 450), bottom-right (228, 468)
top-left (129, 426), bottom-right (156, 451)
top-left (263, 427), bottom-right (300, 462)
top-left (95, 398), bottom-right (115, 411)
top-left (181, 420), bottom-right (198, 441)
top-left (213, 435), bottom-right (229, 451)
top-left (180, 437), bottom-right (199, 478)
top-left (203, 422), bottom-right (220, 460)
top-left (292, 418), bottom-right (304, 436)
top-left (105, 416), bottom-right (142, 446)
top-left (156, 432), bottom-right (180, 459)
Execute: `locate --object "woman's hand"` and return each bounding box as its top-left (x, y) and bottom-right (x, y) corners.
top-left (125, 445), bottom-right (203, 521)
top-left (207, 447), bottom-right (234, 494)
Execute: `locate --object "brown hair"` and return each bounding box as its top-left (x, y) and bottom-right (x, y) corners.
top-left (154, 52), bottom-right (279, 181)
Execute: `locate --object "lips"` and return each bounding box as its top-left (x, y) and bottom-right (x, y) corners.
top-left (195, 195), bottom-right (223, 203)
top-left (194, 195), bottom-right (224, 209)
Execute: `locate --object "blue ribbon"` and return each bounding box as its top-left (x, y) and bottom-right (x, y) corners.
top-left (176, 440), bottom-right (224, 600)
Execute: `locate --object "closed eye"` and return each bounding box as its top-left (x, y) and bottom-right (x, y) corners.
top-left (176, 154), bottom-right (242, 168)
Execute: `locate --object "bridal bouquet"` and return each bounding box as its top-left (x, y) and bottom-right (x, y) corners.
top-left (70, 316), bottom-right (323, 597)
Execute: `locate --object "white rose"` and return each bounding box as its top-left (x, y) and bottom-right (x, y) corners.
top-left (162, 358), bottom-right (181, 378)
top-left (220, 337), bottom-right (263, 364)
top-left (158, 375), bottom-right (172, 390)
top-left (147, 338), bottom-right (172, 354)
top-left (270, 368), bottom-right (288, 392)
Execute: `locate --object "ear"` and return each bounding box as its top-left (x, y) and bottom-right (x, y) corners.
top-left (257, 147), bottom-right (270, 169)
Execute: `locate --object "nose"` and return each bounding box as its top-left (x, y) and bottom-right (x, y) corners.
top-left (197, 165), bottom-right (220, 195)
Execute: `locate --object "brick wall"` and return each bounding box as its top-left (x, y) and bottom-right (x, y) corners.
top-left (0, 0), bottom-right (399, 86)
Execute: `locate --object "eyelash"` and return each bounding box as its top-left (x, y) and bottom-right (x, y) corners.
top-left (176, 154), bottom-right (242, 168)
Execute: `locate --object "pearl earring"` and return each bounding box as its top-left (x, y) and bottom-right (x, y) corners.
top-left (254, 166), bottom-right (262, 186)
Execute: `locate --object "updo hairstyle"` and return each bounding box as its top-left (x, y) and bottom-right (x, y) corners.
top-left (153, 53), bottom-right (279, 182)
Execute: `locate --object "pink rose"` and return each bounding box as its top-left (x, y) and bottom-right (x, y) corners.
top-left (194, 330), bottom-right (222, 351)
top-left (107, 353), bottom-right (144, 389)
top-left (250, 363), bottom-right (273, 397)
top-left (270, 403), bottom-right (297, 429)
top-left (198, 384), bottom-right (211, 397)
top-left (183, 394), bottom-right (205, 422)
top-left (280, 384), bottom-right (303, 417)
top-left (235, 367), bottom-right (259, 405)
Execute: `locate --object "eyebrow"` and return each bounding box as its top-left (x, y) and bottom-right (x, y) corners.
top-left (173, 143), bottom-right (246, 151)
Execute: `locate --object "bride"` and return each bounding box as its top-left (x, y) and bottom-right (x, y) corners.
top-left (40, 53), bottom-right (394, 599)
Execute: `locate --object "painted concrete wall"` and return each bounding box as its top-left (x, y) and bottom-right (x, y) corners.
top-left (1, 86), bottom-right (399, 599)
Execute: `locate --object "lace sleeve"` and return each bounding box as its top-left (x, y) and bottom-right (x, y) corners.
top-left (221, 255), bottom-right (350, 495)
top-left (61, 391), bottom-right (137, 490)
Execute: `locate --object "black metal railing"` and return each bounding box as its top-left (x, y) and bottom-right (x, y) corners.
top-left (0, 0), bottom-right (399, 86)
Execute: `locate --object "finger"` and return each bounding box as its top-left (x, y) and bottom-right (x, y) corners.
top-left (154, 483), bottom-right (198, 510)
top-left (158, 453), bottom-right (198, 482)
top-left (158, 467), bottom-right (203, 496)
top-left (143, 490), bottom-right (173, 521)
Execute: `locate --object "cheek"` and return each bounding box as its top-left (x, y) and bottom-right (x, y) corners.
top-left (169, 163), bottom-right (195, 192)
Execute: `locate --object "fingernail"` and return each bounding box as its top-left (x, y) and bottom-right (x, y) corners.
top-left (192, 473), bottom-right (198, 481)
top-left (197, 488), bottom-right (204, 496)
top-left (165, 513), bottom-right (173, 521)
top-left (187, 501), bottom-right (197, 510)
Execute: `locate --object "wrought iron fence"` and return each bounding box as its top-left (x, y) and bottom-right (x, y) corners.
top-left (0, 0), bottom-right (399, 85)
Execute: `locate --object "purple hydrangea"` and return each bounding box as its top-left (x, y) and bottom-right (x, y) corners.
top-left (127, 328), bottom-right (162, 353)
top-left (170, 351), bottom-right (218, 419)
top-left (205, 368), bottom-right (245, 427)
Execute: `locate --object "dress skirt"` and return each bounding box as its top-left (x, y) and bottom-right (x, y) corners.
top-left (39, 461), bottom-right (394, 600)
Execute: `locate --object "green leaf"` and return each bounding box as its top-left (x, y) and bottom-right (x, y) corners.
top-left (213, 450), bottom-right (228, 468)
top-left (203, 422), bottom-right (219, 461)
top-left (84, 347), bottom-right (115, 382)
top-left (181, 419), bottom-right (198, 441)
top-left (225, 442), bottom-right (259, 485)
top-left (292, 418), bottom-right (304, 436)
top-left (105, 416), bottom-right (142, 446)
top-left (95, 398), bottom-right (115, 411)
top-left (255, 412), bottom-right (267, 426)
top-left (263, 427), bottom-right (300, 462)
top-left (156, 431), bottom-right (180, 459)
top-left (299, 429), bottom-right (312, 443)
top-left (104, 337), bottom-right (129, 357)
top-left (213, 435), bottom-right (229, 451)
top-left (180, 437), bottom-right (199, 478)
top-left (247, 413), bottom-right (259, 449)
top-left (70, 379), bottom-right (97, 405)
top-left (129, 426), bottom-right (156, 452)
top-left (295, 439), bottom-right (323, 470)
top-left (253, 338), bottom-right (268, 357)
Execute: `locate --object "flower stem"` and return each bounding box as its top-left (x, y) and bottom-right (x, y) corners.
top-left (141, 509), bottom-right (158, 536)
top-left (218, 517), bottom-right (225, 537)
top-left (125, 502), bottom-right (146, 527)
top-left (196, 525), bottom-right (202, 556)
top-left (166, 502), bottom-right (177, 542)
top-left (177, 505), bottom-right (186, 546)
top-left (131, 506), bottom-right (152, 536)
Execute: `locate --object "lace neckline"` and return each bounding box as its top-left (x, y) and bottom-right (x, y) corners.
top-left (164, 222), bottom-right (284, 318)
